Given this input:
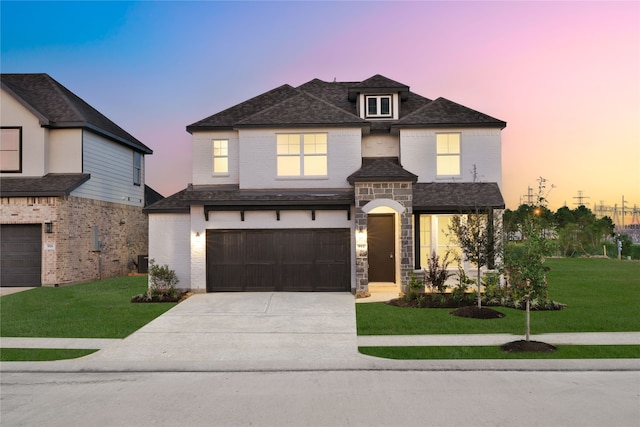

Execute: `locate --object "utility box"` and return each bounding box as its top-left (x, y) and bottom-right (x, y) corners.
top-left (137, 255), bottom-right (149, 274)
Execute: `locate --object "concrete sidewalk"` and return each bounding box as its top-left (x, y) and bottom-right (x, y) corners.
top-left (1, 291), bottom-right (639, 372)
top-left (3, 332), bottom-right (639, 350)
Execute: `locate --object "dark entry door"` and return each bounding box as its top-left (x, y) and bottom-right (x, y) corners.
top-left (367, 214), bottom-right (395, 282)
top-left (0, 224), bottom-right (42, 287)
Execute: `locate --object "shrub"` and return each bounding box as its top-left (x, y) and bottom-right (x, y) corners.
top-left (148, 259), bottom-right (179, 298)
top-left (404, 272), bottom-right (424, 302)
top-left (424, 251), bottom-right (454, 293)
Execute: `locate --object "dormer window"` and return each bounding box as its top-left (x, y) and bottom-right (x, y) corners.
top-left (365, 95), bottom-right (392, 118)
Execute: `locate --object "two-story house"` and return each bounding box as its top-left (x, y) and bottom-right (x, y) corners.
top-left (0, 73), bottom-right (157, 287)
top-left (145, 75), bottom-right (505, 294)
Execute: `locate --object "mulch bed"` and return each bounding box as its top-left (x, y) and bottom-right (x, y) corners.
top-left (501, 340), bottom-right (557, 353)
top-left (386, 294), bottom-right (471, 309)
top-left (449, 305), bottom-right (505, 319)
top-left (130, 291), bottom-right (192, 303)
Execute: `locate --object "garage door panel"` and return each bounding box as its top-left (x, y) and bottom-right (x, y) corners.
top-left (1, 224), bottom-right (42, 287)
top-left (277, 264), bottom-right (314, 291)
top-left (207, 229), bottom-right (350, 292)
top-left (244, 264), bottom-right (275, 291)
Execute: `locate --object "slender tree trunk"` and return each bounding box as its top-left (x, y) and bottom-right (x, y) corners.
top-left (525, 295), bottom-right (531, 341)
top-left (477, 265), bottom-right (482, 308)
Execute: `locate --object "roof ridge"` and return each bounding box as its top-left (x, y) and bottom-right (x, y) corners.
top-left (236, 86), bottom-right (367, 126)
top-left (44, 74), bottom-right (85, 121)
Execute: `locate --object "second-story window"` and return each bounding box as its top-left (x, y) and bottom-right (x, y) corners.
top-left (212, 139), bottom-right (229, 174)
top-left (366, 95), bottom-right (392, 118)
top-left (277, 133), bottom-right (327, 177)
top-left (0, 127), bottom-right (22, 173)
top-left (436, 133), bottom-right (461, 176)
top-left (133, 152), bottom-right (142, 186)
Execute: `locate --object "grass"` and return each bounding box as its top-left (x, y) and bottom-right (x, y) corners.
top-left (357, 258), bottom-right (640, 336)
top-left (0, 348), bottom-right (98, 361)
top-left (0, 276), bottom-right (176, 338)
top-left (359, 345), bottom-right (640, 360)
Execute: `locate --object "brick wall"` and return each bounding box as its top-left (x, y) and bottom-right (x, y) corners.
top-left (1, 196), bottom-right (148, 285)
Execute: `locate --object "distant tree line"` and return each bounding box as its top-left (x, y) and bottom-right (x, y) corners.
top-left (503, 204), bottom-right (615, 257)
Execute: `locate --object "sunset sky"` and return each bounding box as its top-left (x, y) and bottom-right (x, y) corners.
top-left (2, 1), bottom-right (638, 219)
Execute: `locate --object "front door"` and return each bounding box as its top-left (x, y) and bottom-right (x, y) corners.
top-left (367, 214), bottom-right (395, 282)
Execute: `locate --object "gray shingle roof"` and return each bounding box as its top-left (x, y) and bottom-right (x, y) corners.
top-left (186, 74), bottom-right (505, 133)
top-left (144, 185), bottom-right (354, 213)
top-left (1, 74), bottom-right (152, 154)
top-left (396, 97), bottom-right (506, 129)
top-left (186, 84), bottom-right (299, 132)
top-left (0, 173), bottom-right (90, 197)
top-left (347, 158), bottom-right (418, 184)
top-left (235, 91), bottom-right (369, 128)
top-left (413, 182), bottom-right (505, 211)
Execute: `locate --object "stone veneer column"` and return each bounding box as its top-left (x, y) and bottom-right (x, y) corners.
top-left (354, 181), bottom-right (414, 294)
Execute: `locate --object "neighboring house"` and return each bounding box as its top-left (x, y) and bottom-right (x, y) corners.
top-left (0, 73), bottom-right (156, 287)
top-left (145, 74), bottom-right (505, 293)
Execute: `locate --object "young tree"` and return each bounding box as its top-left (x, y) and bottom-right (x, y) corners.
top-left (449, 208), bottom-right (497, 308)
top-left (503, 177), bottom-right (556, 340)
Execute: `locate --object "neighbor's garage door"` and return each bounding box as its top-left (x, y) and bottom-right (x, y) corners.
top-left (207, 229), bottom-right (350, 292)
top-left (0, 224), bottom-right (42, 287)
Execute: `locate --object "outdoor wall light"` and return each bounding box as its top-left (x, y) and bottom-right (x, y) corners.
top-left (44, 222), bottom-right (53, 233)
top-left (195, 231), bottom-right (200, 237)
top-left (355, 229), bottom-right (367, 252)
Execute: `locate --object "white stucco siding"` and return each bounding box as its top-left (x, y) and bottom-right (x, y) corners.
top-left (191, 131), bottom-right (239, 185)
top-left (1, 88), bottom-right (47, 176)
top-left (148, 213), bottom-right (191, 290)
top-left (71, 130), bottom-right (145, 206)
top-left (401, 128), bottom-right (502, 186)
top-left (47, 129), bottom-right (82, 173)
top-left (238, 128), bottom-right (362, 189)
top-left (361, 134), bottom-right (399, 158)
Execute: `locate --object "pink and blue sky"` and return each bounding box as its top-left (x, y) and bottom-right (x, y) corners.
top-left (2, 1), bottom-right (639, 218)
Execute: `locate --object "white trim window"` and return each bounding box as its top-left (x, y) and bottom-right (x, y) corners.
top-left (277, 133), bottom-right (327, 177)
top-left (212, 139), bottom-right (229, 175)
top-left (365, 95), bottom-right (392, 118)
top-left (436, 133), bottom-right (461, 176)
top-left (133, 151), bottom-right (142, 186)
top-left (0, 127), bottom-right (22, 173)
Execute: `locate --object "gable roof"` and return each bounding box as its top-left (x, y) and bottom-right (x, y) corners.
top-left (348, 74), bottom-right (410, 100)
top-left (396, 97), bottom-right (506, 129)
top-left (347, 157), bottom-right (418, 184)
top-left (0, 173), bottom-right (90, 197)
top-left (187, 75), bottom-right (504, 133)
top-left (186, 84), bottom-right (299, 132)
top-left (235, 91), bottom-right (369, 129)
top-left (1, 73), bottom-right (152, 154)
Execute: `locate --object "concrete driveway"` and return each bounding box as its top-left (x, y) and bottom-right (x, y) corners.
top-left (88, 292), bottom-right (360, 369)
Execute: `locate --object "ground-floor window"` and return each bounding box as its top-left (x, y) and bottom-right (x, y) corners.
top-left (416, 214), bottom-right (462, 269)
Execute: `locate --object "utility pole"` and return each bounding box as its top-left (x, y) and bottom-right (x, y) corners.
top-left (522, 186), bottom-right (534, 205)
top-left (573, 190), bottom-right (590, 207)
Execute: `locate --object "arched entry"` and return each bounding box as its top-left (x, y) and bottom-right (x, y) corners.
top-left (361, 199), bottom-right (406, 284)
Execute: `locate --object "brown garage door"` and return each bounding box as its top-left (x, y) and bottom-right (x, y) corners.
top-left (206, 229), bottom-right (350, 292)
top-left (0, 224), bottom-right (42, 287)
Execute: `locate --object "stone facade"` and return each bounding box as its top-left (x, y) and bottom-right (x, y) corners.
top-left (354, 181), bottom-right (414, 293)
top-left (1, 196), bottom-right (148, 285)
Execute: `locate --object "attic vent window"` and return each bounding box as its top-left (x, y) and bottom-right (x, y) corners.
top-left (366, 95), bottom-right (392, 118)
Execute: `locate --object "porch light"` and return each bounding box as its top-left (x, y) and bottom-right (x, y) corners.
top-left (356, 229), bottom-right (367, 253)
top-left (44, 222), bottom-right (53, 233)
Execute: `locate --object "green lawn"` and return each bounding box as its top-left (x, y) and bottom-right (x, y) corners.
top-left (0, 276), bottom-right (176, 338)
top-left (359, 345), bottom-right (640, 360)
top-left (357, 258), bottom-right (640, 336)
top-left (0, 348), bottom-right (98, 361)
